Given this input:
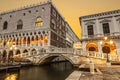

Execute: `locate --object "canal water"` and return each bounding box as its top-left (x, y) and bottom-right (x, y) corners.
top-left (0, 62), bottom-right (74, 80)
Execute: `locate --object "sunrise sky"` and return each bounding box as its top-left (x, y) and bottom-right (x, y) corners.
top-left (0, 0), bottom-right (120, 39)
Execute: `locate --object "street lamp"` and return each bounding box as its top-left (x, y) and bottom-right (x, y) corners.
top-left (100, 36), bottom-right (113, 66)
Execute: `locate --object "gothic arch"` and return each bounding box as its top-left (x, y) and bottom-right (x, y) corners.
top-left (27, 37), bottom-right (30, 45)
top-left (40, 35), bottom-right (43, 46)
top-left (3, 50), bottom-right (7, 57)
top-left (19, 37), bottom-right (22, 45)
top-left (31, 49), bottom-right (37, 55)
top-left (23, 49), bottom-right (28, 53)
top-left (8, 50), bottom-right (13, 57)
top-left (36, 36), bottom-right (38, 44)
top-left (44, 34), bottom-right (48, 45)
top-left (16, 38), bottom-right (19, 45)
top-left (16, 49), bottom-right (21, 55)
top-left (31, 36), bottom-right (34, 45)
top-left (2, 50), bottom-right (7, 62)
top-left (8, 50), bottom-right (13, 62)
top-left (23, 37), bottom-right (26, 45)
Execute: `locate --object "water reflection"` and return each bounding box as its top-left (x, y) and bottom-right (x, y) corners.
top-left (0, 62), bottom-right (74, 80)
top-left (5, 74), bottom-right (18, 80)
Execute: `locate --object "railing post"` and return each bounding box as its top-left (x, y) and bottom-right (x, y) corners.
top-left (87, 52), bottom-right (89, 57)
top-left (94, 52), bottom-right (96, 58)
top-left (109, 54), bottom-right (111, 61)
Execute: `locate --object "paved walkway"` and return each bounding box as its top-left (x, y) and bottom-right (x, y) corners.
top-left (65, 71), bottom-right (82, 80)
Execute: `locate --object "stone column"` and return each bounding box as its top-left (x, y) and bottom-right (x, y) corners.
top-left (96, 19), bottom-right (101, 37)
top-left (81, 22), bottom-right (86, 39)
top-left (112, 17), bottom-right (119, 35)
top-left (98, 42), bottom-right (102, 53)
top-left (17, 37), bottom-right (20, 46)
top-left (26, 37), bottom-right (28, 47)
top-left (43, 35), bottom-right (44, 47)
top-left (33, 36), bottom-right (35, 46)
top-left (38, 35), bottom-right (40, 46)
top-left (29, 36), bottom-right (31, 47)
top-left (82, 41), bottom-right (86, 52)
top-left (6, 50), bottom-right (9, 63)
top-left (22, 37), bottom-right (24, 47)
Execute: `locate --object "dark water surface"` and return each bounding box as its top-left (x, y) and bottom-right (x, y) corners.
top-left (0, 62), bottom-right (74, 80)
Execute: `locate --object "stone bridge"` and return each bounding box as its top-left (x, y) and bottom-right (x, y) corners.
top-left (13, 48), bottom-right (119, 67)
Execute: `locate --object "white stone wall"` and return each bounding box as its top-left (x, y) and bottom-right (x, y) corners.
top-left (80, 10), bottom-right (120, 38)
top-left (80, 10), bottom-right (120, 55)
top-left (0, 3), bottom-right (51, 34)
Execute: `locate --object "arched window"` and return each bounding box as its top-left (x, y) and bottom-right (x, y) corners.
top-left (35, 17), bottom-right (43, 27)
top-left (3, 21), bottom-right (8, 30)
top-left (17, 20), bottom-right (23, 29)
top-left (44, 35), bottom-right (48, 45)
top-left (40, 35), bottom-right (43, 46)
top-left (27, 37), bottom-right (30, 45)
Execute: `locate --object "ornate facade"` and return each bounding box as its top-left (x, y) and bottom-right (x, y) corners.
top-left (80, 9), bottom-right (120, 55)
top-left (0, 1), bottom-right (79, 63)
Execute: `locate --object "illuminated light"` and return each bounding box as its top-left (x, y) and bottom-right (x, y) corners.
top-left (44, 35), bottom-right (48, 45)
top-left (100, 41), bottom-right (102, 45)
top-left (104, 36), bottom-right (107, 40)
top-left (10, 47), bottom-right (13, 50)
top-left (66, 37), bottom-right (70, 41)
top-left (110, 40), bottom-right (113, 44)
top-left (35, 17), bottom-right (43, 27)
top-left (5, 74), bottom-right (17, 80)
top-left (40, 36), bottom-right (43, 45)
top-left (14, 47), bottom-right (17, 50)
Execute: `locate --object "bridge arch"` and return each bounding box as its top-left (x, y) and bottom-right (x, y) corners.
top-left (38, 54), bottom-right (75, 65)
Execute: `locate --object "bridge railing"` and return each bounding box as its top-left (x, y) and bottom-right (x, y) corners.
top-left (47, 48), bottom-right (74, 54)
top-left (13, 47), bottom-right (120, 62)
top-left (109, 55), bottom-right (120, 62)
top-left (78, 50), bottom-right (120, 62)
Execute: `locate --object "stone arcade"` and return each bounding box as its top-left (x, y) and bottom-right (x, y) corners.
top-left (80, 9), bottom-right (120, 55)
top-left (0, 1), bottom-right (79, 63)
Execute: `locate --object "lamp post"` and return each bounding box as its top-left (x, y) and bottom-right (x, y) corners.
top-left (100, 36), bottom-right (113, 66)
